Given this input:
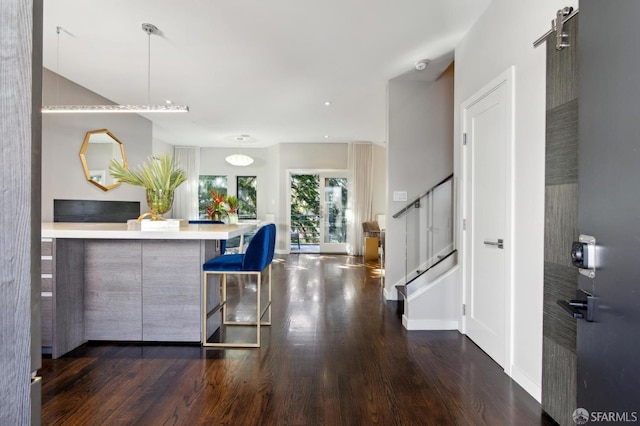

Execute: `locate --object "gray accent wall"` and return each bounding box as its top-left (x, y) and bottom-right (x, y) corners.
top-left (41, 68), bottom-right (152, 221)
top-left (542, 16), bottom-right (579, 426)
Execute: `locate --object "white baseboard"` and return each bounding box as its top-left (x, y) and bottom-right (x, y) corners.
top-left (510, 364), bottom-right (541, 403)
top-left (275, 249), bottom-right (288, 255)
top-left (402, 316), bottom-right (458, 330)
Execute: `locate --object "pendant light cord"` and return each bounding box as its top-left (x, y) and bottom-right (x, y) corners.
top-left (55, 26), bottom-right (61, 104)
top-left (147, 29), bottom-right (151, 106)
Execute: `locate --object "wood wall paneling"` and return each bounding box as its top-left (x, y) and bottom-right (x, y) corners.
top-left (543, 336), bottom-right (577, 426)
top-left (203, 241), bottom-right (222, 340)
top-left (545, 100), bottom-right (578, 186)
top-left (542, 16), bottom-right (579, 426)
top-left (546, 19), bottom-right (579, 110)
top-left (85, 240), bottom-right (143, 340)
top-left (54, 199), bottom-right (141, 223)
top-left (543, 262), bottom-right (578, 350)
top-left (53, 239), bottom-right (86, 358)
top-left (142, 240), bottom-right (202, 341)
top-left (0, 0), bottom-right (42, 422)
top-left (544, 183), bottom-right (579, 267)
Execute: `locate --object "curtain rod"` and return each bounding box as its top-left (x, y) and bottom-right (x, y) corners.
top-left (533, 8), bottom-right (579, 48)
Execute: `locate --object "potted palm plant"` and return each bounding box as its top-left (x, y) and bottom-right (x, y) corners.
top-left (108, 153), bottom-right (187, 221)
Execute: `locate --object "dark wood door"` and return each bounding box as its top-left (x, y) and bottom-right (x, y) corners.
top-left (577, 0), bottom-right (640, 418)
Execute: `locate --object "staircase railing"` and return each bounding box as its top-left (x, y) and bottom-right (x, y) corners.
top-left (392, 174), bottom-right (456, 296)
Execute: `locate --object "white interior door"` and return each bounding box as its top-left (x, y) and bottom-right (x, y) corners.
top-left (319, 173), bottom-right (348, 253)
top-left (463, 72), bottom-right (512, 368)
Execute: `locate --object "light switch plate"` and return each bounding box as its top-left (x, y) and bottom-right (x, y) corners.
top-left (393, 191), bottom-right (407, 202)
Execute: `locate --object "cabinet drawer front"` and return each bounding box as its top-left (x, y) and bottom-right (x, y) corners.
top-left (42, 276), bottom-right (53, 292)
top-left (41, 257), bottom-right (53, 274)
top-left (41, 239), bottom-right (53, 256)
top-left (41, 296), bottom-right (53, 347)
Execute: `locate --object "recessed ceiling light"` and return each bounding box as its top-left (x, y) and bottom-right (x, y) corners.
top-left (165, 100), bottom-right (173, 105)
top-left (324, 101), bottom-right (332, 106)
top-left (324, 135), bottom-right (330, 139)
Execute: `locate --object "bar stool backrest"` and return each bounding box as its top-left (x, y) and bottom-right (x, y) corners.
top-left (242, 224), bottom-right (276, 271)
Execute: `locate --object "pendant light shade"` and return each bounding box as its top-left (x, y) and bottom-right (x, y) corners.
top-left (42, 24), bottom-right (189, 114)
top-left (225, 136), bottom-right (254, 166)
top-left (225, 153), bottom-right (254, 167)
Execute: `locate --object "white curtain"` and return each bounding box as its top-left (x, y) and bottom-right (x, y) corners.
top-left (173, 146), bottom-right (200, 220)
top-left (347, 142), bottom-right (374, 255)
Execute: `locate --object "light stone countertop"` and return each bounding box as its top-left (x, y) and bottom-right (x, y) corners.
top-left (41, 222), bottom-right (256, 240)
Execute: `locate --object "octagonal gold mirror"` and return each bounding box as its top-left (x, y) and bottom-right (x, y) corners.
top-left (79, 129), bottom-right (127, 191)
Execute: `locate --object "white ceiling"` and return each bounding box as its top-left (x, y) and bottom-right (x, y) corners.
top-left (43, 0), bottom-right (491, 148)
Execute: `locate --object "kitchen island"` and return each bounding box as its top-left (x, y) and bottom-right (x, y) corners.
top-left (40, 222), bottom-right (256, 358)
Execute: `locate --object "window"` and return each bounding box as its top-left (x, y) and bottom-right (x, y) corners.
top-left (199, 175), bottom-right (227, 218)
top-left (237, 176), bottom-right (257, 219)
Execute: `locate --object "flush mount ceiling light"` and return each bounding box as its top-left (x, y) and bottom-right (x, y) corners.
top-left (225, 136), bottom-right (254, 167)
top-left (42, 24), bottom-right (189, 114)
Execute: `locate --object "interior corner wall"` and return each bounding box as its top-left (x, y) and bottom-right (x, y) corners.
top-left (41, 68), bottom-right (152, 221)
top-left (453, 0), bottom-right (579, 401)
top-left (153, 138), bottom-right (174, 155)
top-left (385, 67), bottom-right (454, 299)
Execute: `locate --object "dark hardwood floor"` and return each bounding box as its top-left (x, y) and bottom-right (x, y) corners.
top-left (41, 254), bottom-right (555, 425)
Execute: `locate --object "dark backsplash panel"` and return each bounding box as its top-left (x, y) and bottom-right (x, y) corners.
top-left (54, 199), bottom-right (140, 223)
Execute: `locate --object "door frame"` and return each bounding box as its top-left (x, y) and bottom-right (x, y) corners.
top-left (460, 67), bottom-right (515, 373)
top-left (286, 168), bottom-right (350, 254)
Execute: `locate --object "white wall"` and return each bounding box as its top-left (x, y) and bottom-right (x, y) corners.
top-left (153, 138), bottom-right (174, 155)
top-left (385, 66), bottom-right (454, 298)
top-left (41, 69), bottom-right (152, 221)
top-left (454, 0), bottom-right (579, 401)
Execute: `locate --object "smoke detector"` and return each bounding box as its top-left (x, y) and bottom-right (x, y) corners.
top-left (415, 60), bottom-right (430, 71)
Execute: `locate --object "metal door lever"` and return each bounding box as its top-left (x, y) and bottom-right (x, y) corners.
top-left (483, 239), bottom-right (504, 249)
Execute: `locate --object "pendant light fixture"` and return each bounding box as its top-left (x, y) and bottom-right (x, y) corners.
top-left (225, 136), bottom-right (254, 167)
top-left (42, 23), bottom-right (188, 114)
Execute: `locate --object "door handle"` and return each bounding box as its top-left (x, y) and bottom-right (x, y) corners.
top-left (557, 289), bottom-right (596, 322)
top-left (483, 239), bottom-right (504, 249)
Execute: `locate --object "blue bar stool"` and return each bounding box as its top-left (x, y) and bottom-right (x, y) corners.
top-left (202, 224), bottom-right (276, 347)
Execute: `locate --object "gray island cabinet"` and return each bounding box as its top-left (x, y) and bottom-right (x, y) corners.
top-left (41, 222), bottom-right (255, 358)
